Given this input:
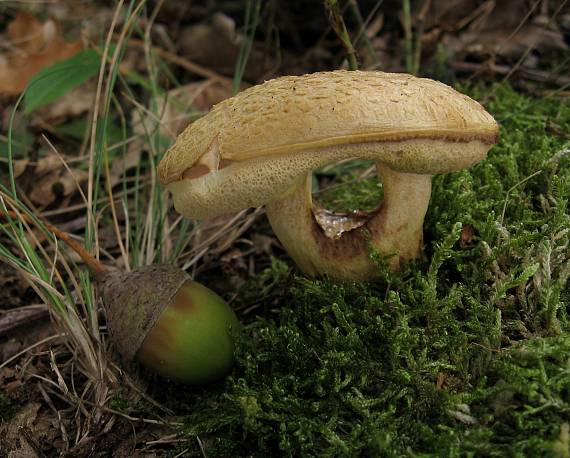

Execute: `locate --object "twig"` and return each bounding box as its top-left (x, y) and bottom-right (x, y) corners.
top-left (0, 305), bottom-right (49, 335)
top-left (499, 0), bottom-right (568, 86)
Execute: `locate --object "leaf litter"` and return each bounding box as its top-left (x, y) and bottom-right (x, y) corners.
top-left (0, 12), bottom-right (84, 96)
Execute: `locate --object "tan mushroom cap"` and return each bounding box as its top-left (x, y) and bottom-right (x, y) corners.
top-left (158, 70), bottom-right (498, 219)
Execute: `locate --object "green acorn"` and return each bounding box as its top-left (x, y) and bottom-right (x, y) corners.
top-left (101, 264), bottom-right (240, 384)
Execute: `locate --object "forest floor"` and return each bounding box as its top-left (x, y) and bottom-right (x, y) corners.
top-left (0, 1), bottom-right (569, 456)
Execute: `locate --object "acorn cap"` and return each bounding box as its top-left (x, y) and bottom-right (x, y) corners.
top-left (100, 264), bottom-right (189, 362)
top-left (157, 70), bottom-right (499, 219)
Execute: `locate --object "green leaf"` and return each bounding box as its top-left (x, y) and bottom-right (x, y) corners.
top-left (24, 49), bottom-right (101, 114)
top-left (0, 124), bottom-right (33, 159)
top-left (54, 117), bottom-right (124, 146)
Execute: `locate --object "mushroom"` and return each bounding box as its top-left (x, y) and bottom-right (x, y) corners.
top-left (158, 70), bottom-right (498, 280)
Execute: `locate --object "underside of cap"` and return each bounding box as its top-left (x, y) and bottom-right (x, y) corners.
top-left (166, 138), bottom-right (490, 219)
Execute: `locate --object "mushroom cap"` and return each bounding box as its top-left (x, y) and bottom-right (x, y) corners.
top-left (158, 70), bottom-right (498, 219)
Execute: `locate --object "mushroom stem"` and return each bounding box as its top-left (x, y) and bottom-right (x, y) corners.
top-left (265, 163), bottom-right (432, 280)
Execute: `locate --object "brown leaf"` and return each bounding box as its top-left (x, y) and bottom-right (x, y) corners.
top-left (156, 80), bottom-right (232, 136)
top-left (26, 157), bottom-right (88, 206)
top-left (2, 403), bottom-right (41, 454)
top-left (133, 79), bottom-right (231, 141)
top-left (179, 12), bottom-right (269, 81)
top-left (13, 159), bottom-right (29, 178)
top-left (459, 21), bottom-right (568, 61)
top-left (0, 12), bottom-right (84, 95)
top-left (459, 224), bottom-right (476, 249)
top-left (7, 12), bottom-right (47, 54)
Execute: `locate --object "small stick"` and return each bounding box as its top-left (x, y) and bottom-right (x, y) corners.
top-left (0, 305), bottom-right (49, 335)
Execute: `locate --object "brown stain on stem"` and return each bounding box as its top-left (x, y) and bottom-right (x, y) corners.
top-left (309, 203), bottom-right (385, 262)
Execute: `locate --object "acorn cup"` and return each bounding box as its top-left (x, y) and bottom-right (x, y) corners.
top-left (2, 210), bottom-right (241, 385)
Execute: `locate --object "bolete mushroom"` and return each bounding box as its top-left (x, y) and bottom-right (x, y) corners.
top-left (158, 70), bottom-right (498, 280)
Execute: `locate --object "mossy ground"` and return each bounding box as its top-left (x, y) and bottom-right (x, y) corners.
top-left (162, 84), bottom-right (569, 456)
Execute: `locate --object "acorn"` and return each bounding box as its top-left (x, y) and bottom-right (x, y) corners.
top-left (100, 264), bottom-right (240, 384)
top-left (3, 210), bottom-right (240, 385)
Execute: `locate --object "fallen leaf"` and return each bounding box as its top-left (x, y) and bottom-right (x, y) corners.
top-left (155, 80), bottom-right (233, 137)
top-left (179, 12), bottom-right (269, 81)
top-left (2, 402), bottom-right (42, 450)
top-left (2, 402), bottom-right (57, 458)
top-left (459, 20), bottom-right (568, 62)
top-left (13, 159), bottom-right (29, 178)
top-left (459, 224), bottom-right (476, 249)
top-left (434, 2), bottom-right (568, 64)
top-left (28, 167), bottom-right (89, 207)
top-left (0, 12), bottom-right (84, 95)
top-left (23, 155), bottom-right (88, 207)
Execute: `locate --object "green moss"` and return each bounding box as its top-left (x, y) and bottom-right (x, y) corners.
top-left (170, 84), bottom-right (569, 456)
top-left (314, 160), bottom-right (383, 213)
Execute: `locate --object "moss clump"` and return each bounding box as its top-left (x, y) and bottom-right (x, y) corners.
top-left (314, 159), bottom-right (383, 213)
top-left (169, 84), bottom-right (569, 456)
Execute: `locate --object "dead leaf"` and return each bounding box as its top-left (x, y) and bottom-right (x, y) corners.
top-left (132, 79), bottom-right (231, 142)
top-left (251, 233), bottom-right (277, 255)
top-left (2, 403), bottom-right (56, 458)
top-left (109, 146), bottom-right (144, 187)
top-left (13, 159), bottom-right (29, 178)
top-left (154, 80), bottom-right (232, 137)
top-left (459, 224), bottom-right (476, 249)
top-left (179, 12), bottom-right (269, 81)
top-left (435, 1), bottom-right (568, 64)
top-left (2, 403), bottom-right (41, 455)
top-left (459, 20), bottom-right (568, 62)
top-left (31, 154), bottom-right (60, 176)
top-left (24, 156), bottom-right (88, 207)
top-left (0, 12), bottom-right (84, 95)
top-left (0, 339), bottom-right (22, 366)
top-left (424, 0), bottom-right (481, 31)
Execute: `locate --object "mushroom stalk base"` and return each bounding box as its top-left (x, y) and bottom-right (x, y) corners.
top-left (265, 163), bottom-right (432, 280)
